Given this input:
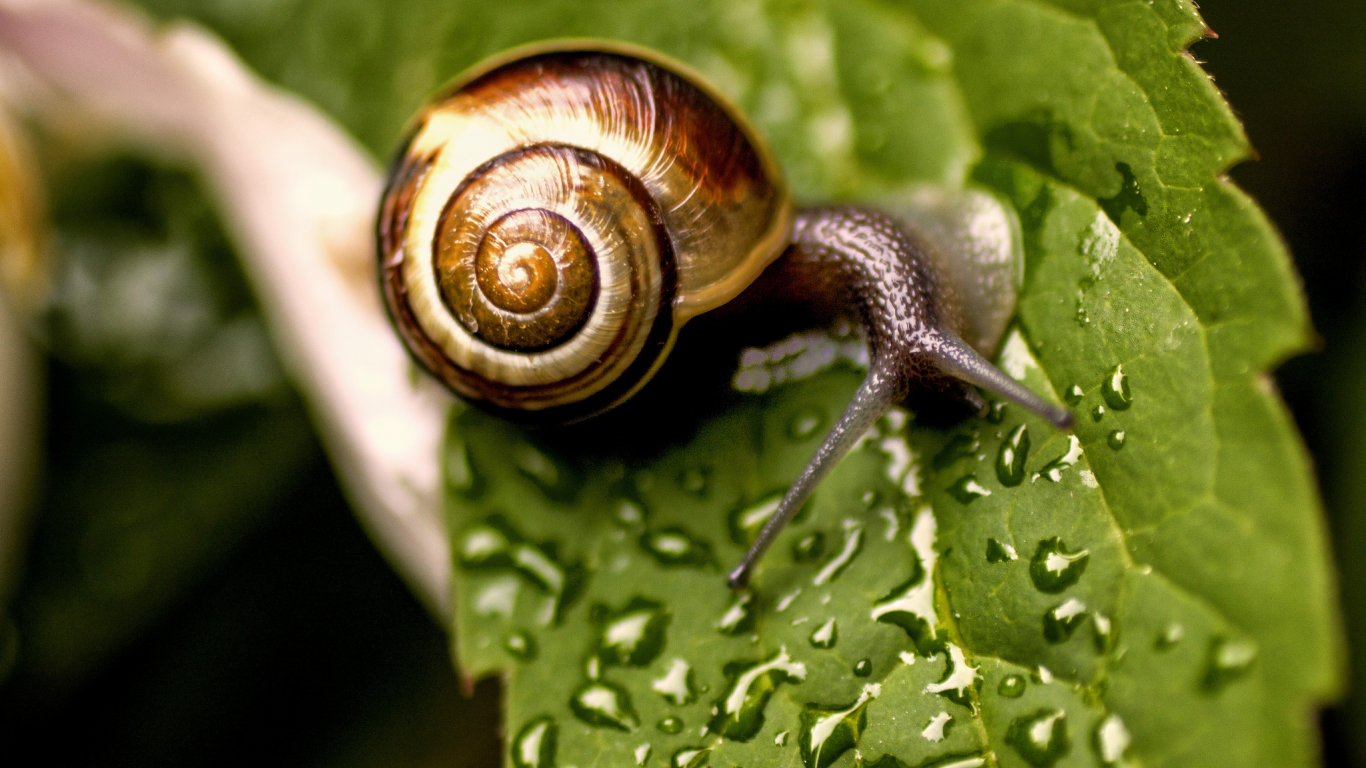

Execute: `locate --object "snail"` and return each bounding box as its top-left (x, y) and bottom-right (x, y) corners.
top-left (377, 41), bottom-right (1073, 590)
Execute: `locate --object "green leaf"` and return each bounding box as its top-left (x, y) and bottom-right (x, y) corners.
top-left (129, 0), bottom-right (1341, 765)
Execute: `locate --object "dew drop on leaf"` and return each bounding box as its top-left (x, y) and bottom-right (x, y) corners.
top-left (640, 528), bottom-right (713, 567)
top-left (569, 680), bottom-right (639, 731)
top-left (1093, 713), bottom-right (1131, 765)
top-left (729, 494), bottom-right (782, 546)
top-left (1064, 385), bottom-right (1084, 405)
top-left (1092, 613), bottom-right (1115, 653)
top-left (1091, 405), bottom-right (1105, 422)
top-left (670, 746), bottom-right (711, 768)
top-left (986, 538), bottom-right (1018, 563)
top-left (1005, 708), bottom-right (1070, 767)
top-left (1029, 538), bottom-right (1090, 593)
top-left (505, 630), bottom-right (536, 660)
top-left (1101, 364), bottom-right (1133, 410)
top-left (1202, 636), bottom-right (1258, 692)
top-left (709, 647), bottom-right (807, 741)
top-left (788, 407), bottom-right (825, 440)
top-left (798, 683), bottom-right (879, 768)
top-left (809, 618), bottom-right (837, 649)
top-left (678, 467), bottom-right (708, 495)
top-left (998, 674), bottom-right (1027, 698)
top-left (657, 717), bottom-right (684, 735)
top-left (792, 532), bottom-right (825, 562)
top-left (1043, 597), bottom-right (1089, 643)
top-left (948, 474), bottom-right (991, 503)
top-left (594, 598), bottom-right (669, 667)
top-left (812, 522), bottom-right (863, 585)
top-left (716, 593), bottom-right (756, 636)
top-left (635, 743), bottom-right (653, 766)
top-left (614, 499), bottom-right (647, 528)
top-left (921, 711), bottom-right (952, 742)
top-left (512, 716), bottom-right (557, 768)
top-left (652, 658), bottom-right (698, 705)
top-left (853, 659), bottom-right (872, 677)
top-left (995, 424), bottom-right (1030, 487)
top-left (987, 401), bottom-right (1008, 423)
top-left (1107, 430), bottom-right (1126, 450)
top-left (1155, 622), bottom-right (1185, 651)
top-left (933, 433), bottom-right (980, 469)
top-left (445, 437), bottom-right (483, 497)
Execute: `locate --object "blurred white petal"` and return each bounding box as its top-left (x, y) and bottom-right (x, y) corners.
top-left (0, 0), bottom-right (454, 616)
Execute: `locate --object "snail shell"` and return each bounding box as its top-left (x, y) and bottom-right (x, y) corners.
top-left (378, 42), bottom-right (791, 420)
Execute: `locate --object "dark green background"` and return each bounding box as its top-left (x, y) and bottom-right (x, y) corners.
top-left (0, 0), bottom-right (1363, 765)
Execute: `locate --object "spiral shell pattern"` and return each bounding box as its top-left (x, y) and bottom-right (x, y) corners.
top-left (379, 44), bottom-right (790, 419)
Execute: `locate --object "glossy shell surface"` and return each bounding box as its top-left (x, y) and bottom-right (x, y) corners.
top-left (379, 43), bottom-right (791, 418)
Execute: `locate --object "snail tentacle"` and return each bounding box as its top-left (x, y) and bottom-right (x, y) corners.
top-left (727, 206), bottom-right (1071, 589)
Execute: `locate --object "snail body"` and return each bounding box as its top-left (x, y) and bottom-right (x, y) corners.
top-left (378, 42), bottom-right (1072, 588)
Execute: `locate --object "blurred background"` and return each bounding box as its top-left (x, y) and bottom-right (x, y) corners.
top-left (0, 0), bottom-right (1362, 766)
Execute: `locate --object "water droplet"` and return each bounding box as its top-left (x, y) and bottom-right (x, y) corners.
top-left (512, 716), bottom-right (557, 768)
top-left (925, 643), bottom-right (981, 705)
top-left (1074, 299), bottom-right (1089, 327)
top-left (775, 731), bottom-right (790, 746)
top-left (809, 619), bottom-right (838, 649)
top-left (505, 630), bottom-right (536, 660)
top-left (653, 659), bottom-right (698, 705)
top-left (710, 647), bottom-right (808, 741)
top-left (1064, 385), bottom-right (1084, 406)
top-left (458, 516), bottom-right (583, 621)
top-left (998, 674), bottom-right (1026, 698)
top-left (570, 680), bottom-right (639, 731)
top-left (1029, 538), bottom-right (1090, 593)
top-left (1155, 622), bottom-right (1184, 651)
top-left (1094, 713), bottom-right (1131, 765)
top-left (798, 683), bottom-right (880, 768)
top-left (634, 744), bottom-right (653, 766)
top-left (657, 717), bottom-right (684, 734)
top-left (513, 443), bottom-right (577, 500)
top-left (853, 659), bottom-right (872, 677)
top-left (1091, 405), bottom-right (1105, 422)
top-left (641, 528), bottom-right (713, 567)
top-left (446, 438), bottom-right (483, 497)
top-left (729, 494), bottom-right (782, 546)
top-left (1101, 365), bottom-right (1132, 410)
top-left (987, 401), bottom-right (1009, 423)
top-left (1043, 598), bottom-right (1089, 643)
top-left (922, 711), bottom-right (952, 742)
top-left (1033, 666), bottom-right (1054, 685)
top-left (788, 408), bottom-right (825, 440)
top-left (986, 538), bottom-right (1019, 563)
top-left (594, 598), bottom-right (669, 667)
top-left (1032, 435), bottom-right (1083, 482)
top-left (933, 433), bottom-right (980, 469)
top-left (1092, 613), bottom-right (1115, 653)
top-left (948, 474), bottom-right (991, 503)
top-left (793, 532), bottom-right (825, 562)
top-left (1107, 430), bottom-right (1126, 450)
top-left (872, 509), bottom-right (938, 653)
top-left (1202, 636), bottom-right (1257, 692)
top-left (716, 593), bottom-right (756, 636)
top-left (995, 424), bottom-right (1030, 487)
top-left (614, 499), bottom-right (647, 527)
top-left (670, 746), bottom-right (710, 768)
top-left (678, 467), bottom-right (708, 495)
top-left (1005, 709), bottom-right (1070, 767)
top-left (812, 522), bottom-right (863, 585)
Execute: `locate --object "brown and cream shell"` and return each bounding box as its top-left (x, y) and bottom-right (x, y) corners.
top-left (378, 41), bottom-right (792, 421)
